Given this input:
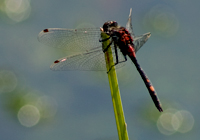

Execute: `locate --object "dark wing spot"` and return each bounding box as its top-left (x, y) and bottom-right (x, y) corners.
top-left (43, 29), bottom-right (49, 32)
top-left (54, 60), bottom-right (60, 63)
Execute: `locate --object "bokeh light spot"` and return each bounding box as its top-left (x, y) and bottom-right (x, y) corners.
top-left (17, 104), bottom-right (40, 127)
top-left (157, 108), bottom-right (194, 135)
top-left (1, 0), bottom-right (31, 23)
top-left (157, 111), bottom-right (177, 135)
top-left (0, 70), bottom-right (18, 94)
top-left (143, 4), bottom-right (179, 38)
top-left (174, 110), bottom-right (194, 133)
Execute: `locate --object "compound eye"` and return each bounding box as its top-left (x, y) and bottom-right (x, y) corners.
top-left (112, 21), bottom-right (118, 27)
top-left (102, 21), bottom-right (118, 34)
top-left (102, 22), bottom-right (109, 32)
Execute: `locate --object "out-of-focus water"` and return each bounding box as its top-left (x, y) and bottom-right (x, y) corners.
top-left (0, 0), bottom-right (199, 140)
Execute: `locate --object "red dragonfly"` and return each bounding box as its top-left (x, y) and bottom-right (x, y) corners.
top-left (38, 9), bottom-right (163, 112)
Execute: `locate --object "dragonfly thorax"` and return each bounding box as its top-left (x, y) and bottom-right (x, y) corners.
top-left (102, 21), bottom-right (134, 55)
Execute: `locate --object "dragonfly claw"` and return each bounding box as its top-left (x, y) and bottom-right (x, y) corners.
top-left (99, 37), bottom-right (110, 42)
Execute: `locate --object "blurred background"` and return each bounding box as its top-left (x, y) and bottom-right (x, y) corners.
top-left (0, 0), bottom-right (199, 140)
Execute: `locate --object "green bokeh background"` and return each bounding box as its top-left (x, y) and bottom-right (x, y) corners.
top-left (0, 0), bottom-right (199, 140)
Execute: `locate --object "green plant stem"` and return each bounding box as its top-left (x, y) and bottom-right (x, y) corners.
top-left (101, 31), bottom-right (129, 140)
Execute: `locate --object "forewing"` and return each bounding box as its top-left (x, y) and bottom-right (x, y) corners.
top-left (38, 28), bottom-right (101, 51)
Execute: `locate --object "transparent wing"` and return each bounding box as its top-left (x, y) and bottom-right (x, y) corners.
top-left (47, 33), bottom-right (150, 71)
top-left (50, 46), bottom-right (125, 71)
top-left (38, 26), bottom-right (148, 54)
top-left (38, 28), bottom-right (101, 51)
top-left (37, 26), bottom-right (148, 71)
top-left (133, 32), bottom-right (151, 52)
top-left (125, 8), bottom-right (151, 51)
top-left (126, 8), bottom-right (135, 37)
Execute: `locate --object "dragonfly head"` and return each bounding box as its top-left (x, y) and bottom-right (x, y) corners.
top-left (102, 21), bottom-right (118, 34)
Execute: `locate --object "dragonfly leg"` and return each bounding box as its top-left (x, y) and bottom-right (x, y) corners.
top-left (99, 36), bottom-right (111, 42)
top-left (107, 44), bottom-right (127, 73)
top-left (114, 43), bottom-right (119, 64)
top-left (103, 40), bottom-right (113, 53)
top-left (113, 44), bottom-right (128, 65)
top-left (107, 58), bottom-right (127, 73)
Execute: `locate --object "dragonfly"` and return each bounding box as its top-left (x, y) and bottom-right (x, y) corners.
top-left (38, 9), bottom-right (163, 112)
